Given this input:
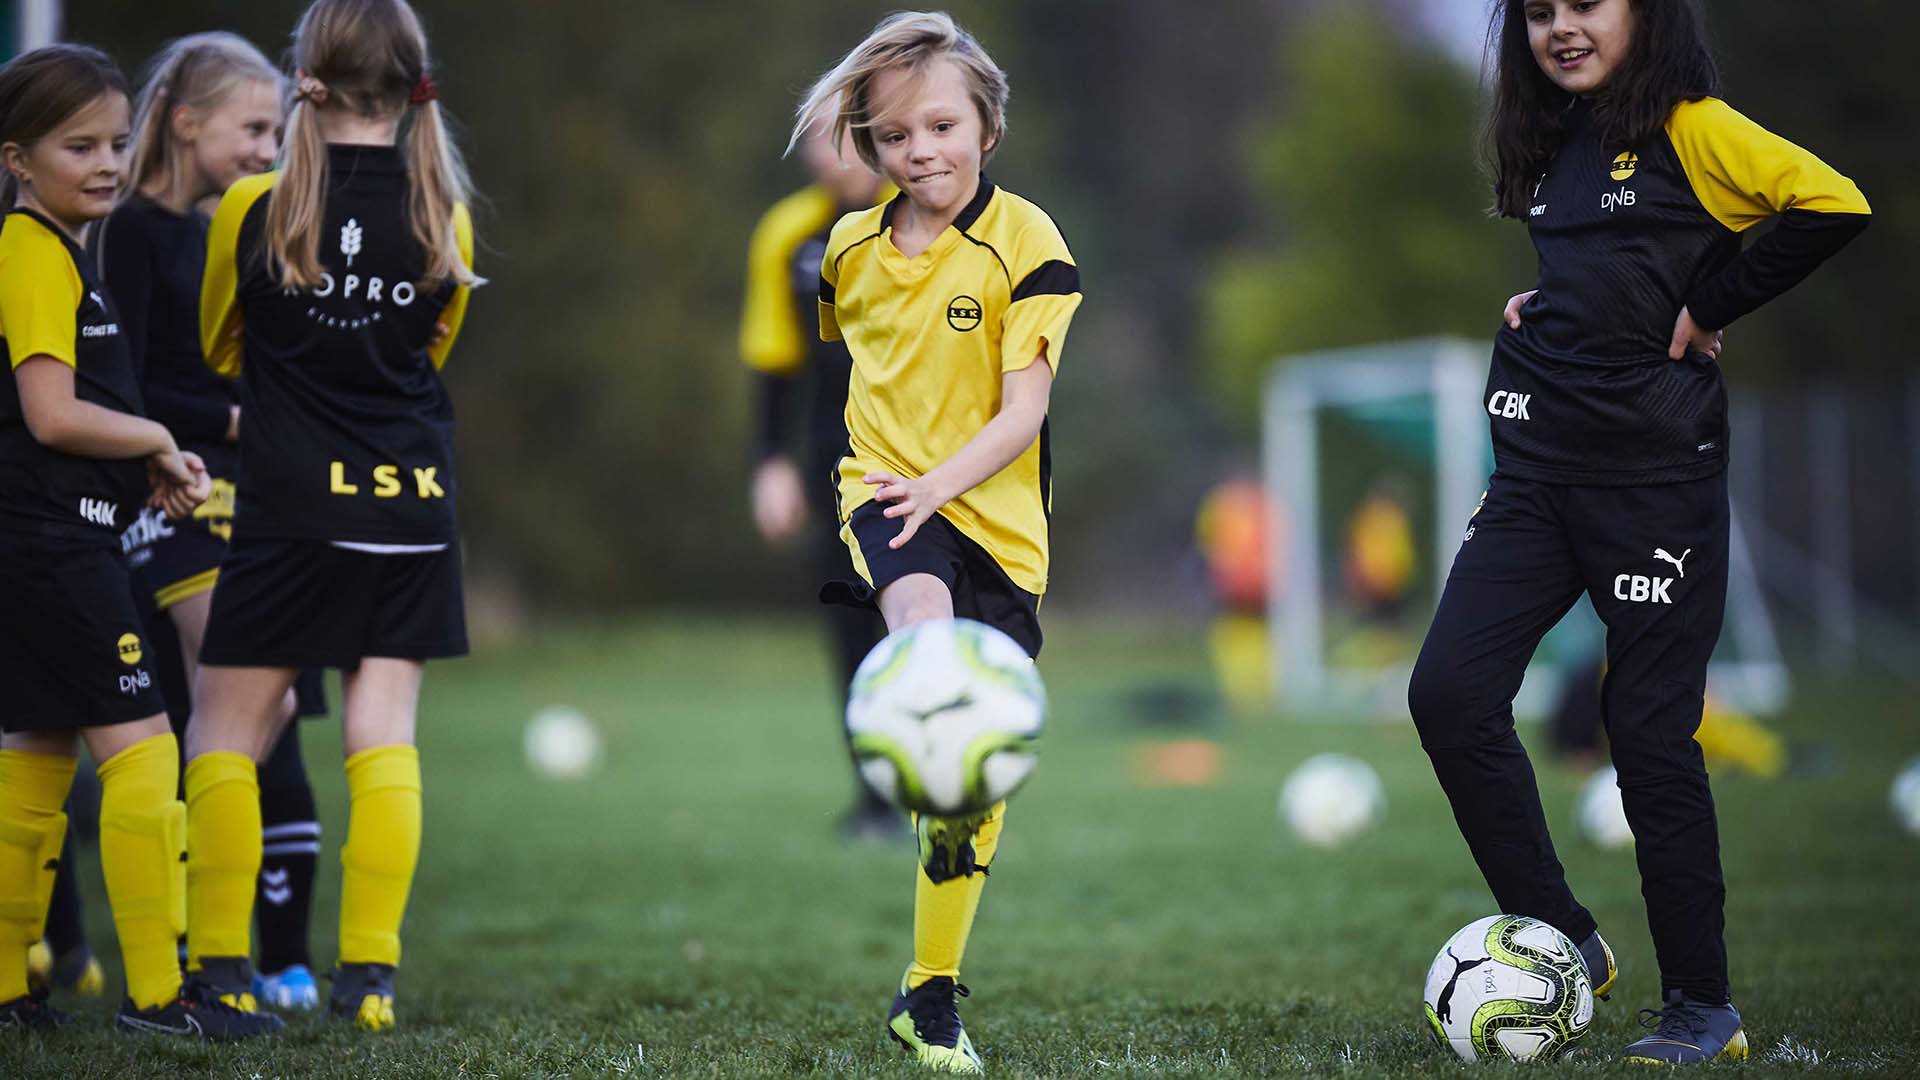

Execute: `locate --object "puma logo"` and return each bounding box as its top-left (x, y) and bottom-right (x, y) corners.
top-left (1654, 548), bottom-right (1692, 578)
top-left (1436, 947), bottom-right (1490, 1024)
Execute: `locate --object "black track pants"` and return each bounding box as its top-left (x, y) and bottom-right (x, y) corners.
top-left (1408, 471), bottom-right (1731, 1003)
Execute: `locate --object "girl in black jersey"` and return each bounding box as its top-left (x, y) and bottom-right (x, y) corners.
top-left (99, 31), bottom-right (330, 1013)
top-left (181, 0), bottom-right (477, 1033)
top-left (0, 43), bottom-right (280, 1040)
top-left (1407, 1), bottom-right (1868, 1064)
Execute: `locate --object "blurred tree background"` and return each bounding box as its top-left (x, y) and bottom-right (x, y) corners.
top-left (65, 0), bottom-right (1912, 618)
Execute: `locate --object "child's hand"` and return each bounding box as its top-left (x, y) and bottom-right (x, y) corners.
top-left (751, 457), bottom-right (806, 545)
top-left (1503, 289), bottom-right (1538, 328)
top-left (866, 470), bottom-right (947, 549)
top-left (1667, 306), bottom-right (1723, 361)
top-left (148, 449), bottom-right (211, 520)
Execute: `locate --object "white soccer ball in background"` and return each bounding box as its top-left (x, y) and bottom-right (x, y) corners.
top-left (1423, 914), bottom-right (1594, 1062)
top-left (524, 706), bottom-right (603, 779)
top-left (1892, 758), bottom-right (1920, 836)
top-left (1278, 753), bottom-right (1384, 848)
top-left (844, 619), bottom-right (1045, 817)
top-left (1576, 766), bottom-right (1635, 850)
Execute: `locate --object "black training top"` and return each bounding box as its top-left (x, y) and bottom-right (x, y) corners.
top-left (202, 145), bottom-right (474, 545)
top-left (1489, 96), bottom-right (1869, 486)
top-left (0, 208), bottom-right (149, 544)
top-left (93, 193), bottom-right (238, 477)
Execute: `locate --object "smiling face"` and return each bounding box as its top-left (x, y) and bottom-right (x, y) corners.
top-left (2, 91), bottom-right (131, 233)
top-left (182, 77), bottom-right (282, 198)
top-left (867, 56), bottom-right (992, 220)
top-left (1525, 0), bottom-right (1637, 95)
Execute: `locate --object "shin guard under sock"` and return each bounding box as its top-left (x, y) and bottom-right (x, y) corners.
top-left (908, 803), bottom-right (1004, 989)
top-left (184, 751), bottom-right (260, 970)
top-left (0, 751), bottom-right (76, 1002)
top-left (338, 745), bottom-right (421, 967)
top-left (97, 734), bottom-right (187, 1009)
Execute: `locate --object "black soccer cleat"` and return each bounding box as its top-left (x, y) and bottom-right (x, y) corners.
top-left (887, 974), bottom-right (983, 1074)
top-left (114, 975), bottom-right (286, 1040)
top-left (329, 961), bottom-right (396, 1031)
top-left (0, 988), bottom-right (72, 1031)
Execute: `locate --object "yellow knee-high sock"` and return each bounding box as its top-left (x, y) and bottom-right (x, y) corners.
top-left (0, 751), bottom-right (76, 1002)
top-left (339, 745), bottom-right (422, 967)
top-left (185, 751), bottom-right (260, 969)
top-left (97, 734), bottom-right (187, 1009)
top-left (907, 803), bottom-right (1004, 989)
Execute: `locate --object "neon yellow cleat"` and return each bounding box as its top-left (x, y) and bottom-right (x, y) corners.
top-left (329, 962), bottom-right (396, 1032)
top-left (887, 973), bottom-right (984, 1074)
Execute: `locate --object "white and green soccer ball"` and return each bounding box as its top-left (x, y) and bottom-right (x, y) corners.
top-left (844, 619), bottom-right (1045, 817)
top-left (1892, 757), bottom-right (1920, 836)
top-left (1423, 914), bottom-right (1594, 1062)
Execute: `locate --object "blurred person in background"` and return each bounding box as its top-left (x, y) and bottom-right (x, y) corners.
top-left (1407, 0), bottom-right (1868, 1064)
top-left (1193, 474), bottom-right (1276, 713)
top-left (96, 30), bottom-right (331, 1012)
top-left (740, 122), bottom-right (896, 840)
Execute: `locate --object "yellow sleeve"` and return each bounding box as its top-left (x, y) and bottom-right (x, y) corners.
top-left (1665, 97), bottom-right (1871, 233)
top-left (1000, 214), bottom-right (1081, 375)
top-left (817, 240), bottom-right (842, 344)
top-left (200, 171), bottom-right (277, 377)
top-left (427, 202), bottom-right (475, 370)
top-left (740, 186), bottom-right (835, 373)
top-left (0, 217), bottom-right (83, 369)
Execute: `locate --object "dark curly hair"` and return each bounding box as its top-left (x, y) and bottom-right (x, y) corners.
top-left (1483, 0), bottom-right (1718, 218)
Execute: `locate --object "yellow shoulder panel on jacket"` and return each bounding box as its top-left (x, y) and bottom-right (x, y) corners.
top-left (1665, 97), bottom-right (1871, 233)
top-left (739, 185), bottom-right (837, 375)
top-left (428, 202), bottom-right (476, 370)
top-left (0, 214), bottom-right (84, 369)
top-left (200, 171), bottom-right (278, 377)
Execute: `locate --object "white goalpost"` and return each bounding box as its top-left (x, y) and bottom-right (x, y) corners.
top-left (1262, 337), bottom-right (1788, 719)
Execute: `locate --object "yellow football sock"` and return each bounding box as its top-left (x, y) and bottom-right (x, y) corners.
top-left (907, 802), bottom-right (1004, 989)
top-left (339, 744), bottom-right (422, 967)
top-left (0, 751), bottom-right (76, 1002)
top-left (97, 734), bottom-right (187, 1009)
top-left (185, 751), bottom-right (260, 969)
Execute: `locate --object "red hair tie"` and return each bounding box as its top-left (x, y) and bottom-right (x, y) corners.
top-left (410, 75), bottom-right (438, 105)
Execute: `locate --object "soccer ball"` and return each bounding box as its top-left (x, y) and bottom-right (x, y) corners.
top-left (1892, 757), bottom-right (1920, 836)
top-left (1423, 914), bottom-right (1594, 1062)
top-left (524, 706), bottom-right (603, 779)
top-left (1277, 753), bottom-right (1384, 848)
top-left (1576, 766), bottom-right (1634, 850)
top-left (844, 619), bottom-right (1044, 816)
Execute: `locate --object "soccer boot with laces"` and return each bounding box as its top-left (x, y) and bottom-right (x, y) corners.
top-left (26, 941), bottom-right (105, 997)
top-left (1621, 990), bottom-right (1748, 1064)
top-left (0, 988), bottom-right (72, 1031)
top-left (329, 961), bottom-right (396, 1031)
top-left (254, 963), bottom-right (321, 1010)
top-left (114, 974), bottom-right (286, 1040)
top-left (1577, 930), bottom-right (1617, 1001)
top-left (887, 973), bottom-right (984, 1074)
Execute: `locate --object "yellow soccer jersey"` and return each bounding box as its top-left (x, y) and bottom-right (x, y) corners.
top-left (820, 178), bottom-right (1081, 595)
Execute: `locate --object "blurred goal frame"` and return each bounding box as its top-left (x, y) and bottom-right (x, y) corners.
top-left (1261, 337), bottom-right (1788, 718)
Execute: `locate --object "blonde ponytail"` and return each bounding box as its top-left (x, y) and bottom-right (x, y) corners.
top-left (404, 96), bottom-right (474, 287)
top-left (264, 92), bottom-right (330, 289)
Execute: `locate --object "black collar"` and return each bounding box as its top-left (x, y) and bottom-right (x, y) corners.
top-left (326, 144), bottom-right (406, 176)
top-left (880, 174), bottom-right (997, 236)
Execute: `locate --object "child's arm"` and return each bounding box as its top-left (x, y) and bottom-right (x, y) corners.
top-left (1664, 98), bottom-right (1870, 350)
top-left (865, 356), bottom-right (1054, 549)
top-left (14, 358), bottom-right (210, 515)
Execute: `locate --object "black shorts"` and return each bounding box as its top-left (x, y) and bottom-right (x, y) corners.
top-left (822, 501), bottom-right (1043, 658)
top-left (0, 535), bottom-right (167, 732)
top-left (200, 539), bottom-right (468, 669)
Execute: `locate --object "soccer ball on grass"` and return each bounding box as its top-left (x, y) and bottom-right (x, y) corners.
top-left (1422, 914), bottom-right (1593, 1061)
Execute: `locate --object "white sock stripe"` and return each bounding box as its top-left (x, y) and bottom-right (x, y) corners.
top-left (261, 822), bottom-right (322, 840)
top-left (262, 842), bottom-right (321, 856)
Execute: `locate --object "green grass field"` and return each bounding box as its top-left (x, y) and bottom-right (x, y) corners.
top-left (6, 618), bottom-right (1917, 1078)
